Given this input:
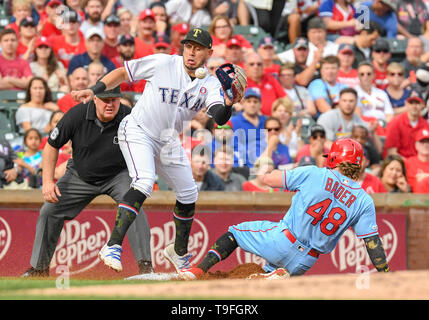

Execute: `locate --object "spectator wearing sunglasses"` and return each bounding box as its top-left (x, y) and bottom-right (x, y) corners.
top-left (295, 124), bottom-right (330, 168)
top-left (372, 38), bottom-right (391, 90)
top-left (260, 116), bottom-right (292, 169)
top-left (355, 61), bottom-right (394, 126)
top-left (385, 62), bottom-right (412, 115)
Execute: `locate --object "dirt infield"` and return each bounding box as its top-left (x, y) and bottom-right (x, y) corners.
top-left (25, 264), bottom-right (429, 299)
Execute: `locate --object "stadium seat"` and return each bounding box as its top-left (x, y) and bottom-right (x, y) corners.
top-left (0, 0), bottom-right (9, 29)
top-left (233, 25), bottom-right (270, 51)
top-left (384, 38), bottom-right (407, 62)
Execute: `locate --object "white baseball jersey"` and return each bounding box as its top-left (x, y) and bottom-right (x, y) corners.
top-left (124, 54), bottom-right (224, 141)
top-left (355, 86), bottom-right (393, 121)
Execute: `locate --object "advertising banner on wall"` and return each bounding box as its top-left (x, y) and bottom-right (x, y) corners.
top-left (0, 209), bottom-right (407, 278)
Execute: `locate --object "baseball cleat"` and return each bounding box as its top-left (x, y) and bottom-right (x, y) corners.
top-left (179, 266), bottom-right (204, 280)
top-left (98, 243), bottom-right (123, 272)
top-left (163, 243), bottom-right (192, 273)
top-left (21, 267), bottom-right (49, 278)
top-left (246, 268), bottom-right (290, 280)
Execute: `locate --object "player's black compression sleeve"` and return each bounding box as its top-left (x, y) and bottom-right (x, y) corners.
top-left (364, 235), bottom-right (390, 272)
top-left (206, 103), bottom-right (232, 126)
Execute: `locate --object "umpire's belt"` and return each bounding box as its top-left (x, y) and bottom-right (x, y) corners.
top-left (283, 229), bottom-right (320, 258)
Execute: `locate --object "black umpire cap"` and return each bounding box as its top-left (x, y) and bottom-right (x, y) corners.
top-left (96, 86), bottom-right (122, 99)
top-left (181, 28), bottom-right (212, 49)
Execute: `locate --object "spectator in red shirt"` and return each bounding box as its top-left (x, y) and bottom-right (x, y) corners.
top-left (153, 34), bottom-right (171, 55)
top-left (0, 29), bottom-right (33, 90)
top-left (50, 9), bottom-right (86, 69)
top-left (242, 156), bottom-right (281, 192)
top-left (383, 90), bottom-right (429, 158)
top-left (57, 67), bottom-right (89, 113)
top-left (224, 37), bottom-right (244, 68)
top-left (134, 9), bottom-right (155, 58)
top-left (378, 154), bottom-right (411, 193)
top-left (372, 38), bottom-right (391, 90)
top-left (358, 149), bottom-right (386, 194)
top-left (16, 16), bottom-right (37, 60)
top-left (336, 43), bottom-right (359, 89)
top-left (112, 34), bottom-right (147, 93)
top-left (208, 15), bottom-right (253, 59)
top-left (101, 14), bottom-right (121, 60)
top-left (244, 52), bottom-right (286, 116)
top-left (5, 0), bottom-right (32, 37)
top-left (170, 22), bottom-right (190, 56)
top-left (405, 128), bottom-right (429, 192)
top-left (41, 0), bottom-right (63, 38)
top-left (295, 124), bottom-right (330, 168)
top-left (257, 36), bottom-right (280, 79)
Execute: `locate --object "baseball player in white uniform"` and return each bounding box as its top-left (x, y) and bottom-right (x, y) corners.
top-left (71, 28), bottom-right (241, 273)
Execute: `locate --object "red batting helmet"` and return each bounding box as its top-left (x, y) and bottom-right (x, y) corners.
top-left (324, 138), bottom-right (364, 168)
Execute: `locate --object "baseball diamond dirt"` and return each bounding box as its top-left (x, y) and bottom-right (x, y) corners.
top-left (21, 264), bottom-right (429, 299)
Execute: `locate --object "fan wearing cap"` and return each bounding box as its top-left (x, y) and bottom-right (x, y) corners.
top-left (30, 37), bottom-right (69, 92)
top-left (336, 43), bottom-right (359, 89)
top-left (112, 34), bottom-right (146, 92)
top-left (383, 90), bottom-right (429, 158)
top-left (67, 27), bottom-right (116, 76)
top-left (404, 128), bottom-right (429, 192)
top-left (371, 38), bottom-right (391, 90)
top-left (258, 36), bottom-right (280, 78)
top-left (16, 16), bottom-right (37, 60)
top-left (50, 9), bottom-right (87, 69)
top-left (133, 9), bottom-right (156, 59)
top-left (153, 34), bottom-right (171, 54)
top-left (224, 36), bottom-right (244, 68)
top-left (0, 29), bottom-right (33, 90)
top-left (101, 14), bottom-right (121, 60)
top-left (71, 27), bottom-right (237, 273)
top-left (40, 0), bottom-right (64, 38)
top-left (295, 124), bottom-right (330, 168)
top-left (170, 22), bottom-right (190, 55)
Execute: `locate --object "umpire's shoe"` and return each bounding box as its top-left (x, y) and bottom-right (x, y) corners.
top-left (98, 243), bottom-right (123, 272)
top-left (138, 260), bottom-right (154, 274)
top-left (21, 267), bottom-right (49, 278)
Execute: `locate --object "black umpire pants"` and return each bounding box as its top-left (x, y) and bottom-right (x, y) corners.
top-left (30, 159), bottom-right (151, 270)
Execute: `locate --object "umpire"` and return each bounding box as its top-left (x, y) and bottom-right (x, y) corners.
top-left (22, 86), bottom-right (153, 277)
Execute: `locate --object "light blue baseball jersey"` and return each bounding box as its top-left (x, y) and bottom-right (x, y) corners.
top-left (282, 165), bottom-right (378, 254)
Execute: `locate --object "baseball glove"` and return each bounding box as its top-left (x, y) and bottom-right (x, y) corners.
top-left (215, 63), bottom-right (247, 104)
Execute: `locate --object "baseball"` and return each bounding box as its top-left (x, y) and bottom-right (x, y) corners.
top-left (195, 67), bottom-right (207, 79)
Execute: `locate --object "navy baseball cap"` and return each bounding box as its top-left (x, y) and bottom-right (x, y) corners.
top-left (154, 34), bottom-right (170, 48)
top-left (181, 28), bottom-right (213, 49)
top-left (244, 87), bottom-right (261, 100)
top-left (104, 14), bottom-right (120, 25)
top-left (259, 36), bottom-right (275, 48)
top-left (119, 34), bottom-right (134, 45)
top-left (406, 90), bottom-right (424, 103)
top-left (20, 16), bottom-right (36, 27)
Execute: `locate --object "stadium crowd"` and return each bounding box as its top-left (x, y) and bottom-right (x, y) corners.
top-left (0, 0), bottom-right (429, 194)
